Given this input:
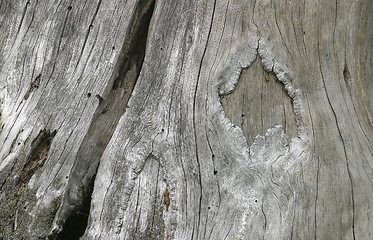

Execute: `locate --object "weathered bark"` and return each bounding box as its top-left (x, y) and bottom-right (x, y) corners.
top-left (0, 0), bottom-right (372, 239)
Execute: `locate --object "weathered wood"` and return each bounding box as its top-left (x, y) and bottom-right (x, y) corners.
top-left (0, 0), bottom-right (372, 239)
top-left (221, 55), bottom-right (297, 145)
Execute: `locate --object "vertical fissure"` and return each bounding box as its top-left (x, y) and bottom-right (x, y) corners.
top-left (192, 1), bottom-right (217, 239)
top-left (56, 173), bottom-right (96, 240)
top-left (50, 0), bottom-right (156, 238)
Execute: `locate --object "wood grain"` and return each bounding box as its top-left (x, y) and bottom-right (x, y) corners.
top-left (0, 0), bottom-right (372, 239)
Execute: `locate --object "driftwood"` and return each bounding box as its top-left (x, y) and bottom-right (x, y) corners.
top-left (0, 0), bottom-right (372, 239)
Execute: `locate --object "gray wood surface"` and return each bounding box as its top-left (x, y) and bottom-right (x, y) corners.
top-left (0, 0), bottom-right (372, 239)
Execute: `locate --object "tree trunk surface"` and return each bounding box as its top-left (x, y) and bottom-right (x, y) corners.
top-left (0, 0), bottom-right (372, 239)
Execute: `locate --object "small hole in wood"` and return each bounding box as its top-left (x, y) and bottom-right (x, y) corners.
top-left (67, 6), bottom-right (72, 11)
top-left (213, 170), bottom-right (218, 175)
top-left (95, 94), bottom-right (103, 101)
top-left (87, 93), bottom-right (91, 98)
top-left (112, 46), bottom-right (115, 50)
top-left (343, 65), bottom-right (351, 79)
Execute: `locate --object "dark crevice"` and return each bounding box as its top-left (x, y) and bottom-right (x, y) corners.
top-left (56, 174), bottom-right (95, 240)
top-left (17, 129), bottom-right (56, 190)
top-left (49, 0), bottom-right (155, 238)
top-left (112, 0), bottom-right (154, 90)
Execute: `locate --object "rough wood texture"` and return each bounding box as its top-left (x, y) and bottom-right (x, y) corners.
top-left (221, 55), bottom-right (297, 145)
top-left (0, 0), bottom-right (372, 239)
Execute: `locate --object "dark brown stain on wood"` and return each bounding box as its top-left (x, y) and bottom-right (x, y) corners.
top-left (17, 129), bottom-right (56, 190)
top-left (163, 188), bottom-right (170, 211)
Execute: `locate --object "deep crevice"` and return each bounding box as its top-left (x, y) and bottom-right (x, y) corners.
top-left (112, 0), bottom-right (155, 90)
top-left (56, 174), bottom-right (95, 240)
top-left (49, 0), bottom-right (156, 238)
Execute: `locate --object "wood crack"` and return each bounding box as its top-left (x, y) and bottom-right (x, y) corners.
top-left (76, 0), bottom-right (102, 70)
top-left (192, 0), bottom-right (217, 239)
top-left (48, 0), bottom-right (156, 238)
top-left (317, 34), bottom-right (356, 239)
top-left (14, 1), bottom-right (30, 44)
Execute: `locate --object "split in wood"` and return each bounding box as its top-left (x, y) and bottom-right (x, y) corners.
top-left (24, 74), bottom-right (41, 100)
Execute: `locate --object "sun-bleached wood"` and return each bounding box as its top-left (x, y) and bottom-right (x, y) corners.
top-left (0, 0), bottom-right (372, 239)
